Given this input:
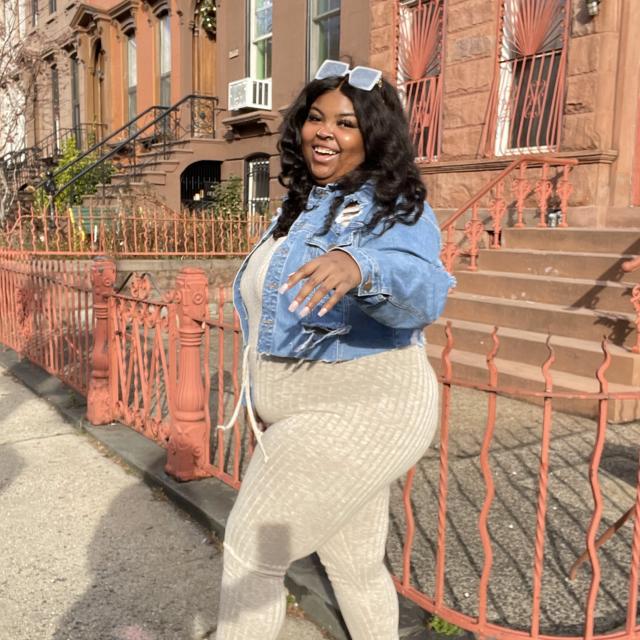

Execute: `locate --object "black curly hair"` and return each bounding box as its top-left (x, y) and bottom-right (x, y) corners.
top-left (274, 75), bottom-right (426, 239)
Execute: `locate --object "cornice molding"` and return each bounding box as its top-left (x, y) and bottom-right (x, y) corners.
top-left (418, 150), bottom-right (619, 175)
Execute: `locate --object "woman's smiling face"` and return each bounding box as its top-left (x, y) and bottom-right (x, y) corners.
top-left (301, 89), bottom-right (365, 185)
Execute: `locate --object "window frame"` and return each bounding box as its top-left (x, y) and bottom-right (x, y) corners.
top-left (126, 33), bottom-right (138, 122)
top-left (30, 0), bottom-right (37, 26)
top-left (245, 154), bottom-right (271, 215)
top-left (70, 55), bottom-right (81, 147)
top-left (50, 64), bottom-right (60, 152)
top-left (307, 0), bottom-right (341, 80)
top-left (158, 13), bottom-right (172, 105)
top-left (247, 0), bottom-right (272, 80)
top-left (48, 0), bottom-right (56, 14)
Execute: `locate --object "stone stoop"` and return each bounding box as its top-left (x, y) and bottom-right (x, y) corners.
top-left (426, 227), bottom-right (640, 422)
top-left (80, 137), bottom-right (221, 211)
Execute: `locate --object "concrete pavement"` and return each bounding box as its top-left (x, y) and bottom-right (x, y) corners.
top-left (0, 365), bottom-right (327, 640)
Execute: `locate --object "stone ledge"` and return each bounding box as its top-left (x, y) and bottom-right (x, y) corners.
top-left (419, 149), bottom-right (618, 175)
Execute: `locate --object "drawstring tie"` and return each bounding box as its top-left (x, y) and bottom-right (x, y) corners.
top-left (216, 345), bottom-right (269, 462)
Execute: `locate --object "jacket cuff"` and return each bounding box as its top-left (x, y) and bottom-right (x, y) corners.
top-left (330, 247), bottom-right (383, 296)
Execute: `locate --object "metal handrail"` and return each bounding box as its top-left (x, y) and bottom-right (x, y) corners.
top-left (45, 105), bottom-right (169, 185)
top-left (440, 155), bottom-right (578, 233)
top-left (46, 94), bottom-right (219, 201)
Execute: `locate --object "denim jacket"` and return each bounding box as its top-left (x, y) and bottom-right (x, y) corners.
top-left (232, 182), bottom-right (455, 362)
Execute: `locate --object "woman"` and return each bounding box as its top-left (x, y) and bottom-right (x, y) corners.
top-left (216, 61), bottom-right (455, 639)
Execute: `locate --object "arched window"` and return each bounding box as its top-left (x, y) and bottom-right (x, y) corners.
top-left (396, 0), bottom-right (446, 162)
top-left (481, 0), bottom-right (571, 157)
top-left (245, 155), bottom-right (270, 215)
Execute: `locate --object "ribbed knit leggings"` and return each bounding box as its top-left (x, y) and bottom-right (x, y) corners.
top-left (216, 344), bottom-right (439, 639)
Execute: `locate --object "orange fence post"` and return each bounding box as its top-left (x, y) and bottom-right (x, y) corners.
top-left (87, 256), bottom-right (116, 425)
top-left (165, 267), bottom-right (214, 481)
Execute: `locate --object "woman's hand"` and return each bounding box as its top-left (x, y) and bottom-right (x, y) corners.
top-left (279, 251), bottom-right (361, 318)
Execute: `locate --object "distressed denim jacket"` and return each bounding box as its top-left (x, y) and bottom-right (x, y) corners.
top-left (232, 182), bottom-right (455, 363)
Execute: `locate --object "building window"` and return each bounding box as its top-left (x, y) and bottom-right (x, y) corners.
top-left (158, 14), bottom-right (171, 105)
top-left (245, 155), bottom-right (270, 215)
top-left (126, 34), bottom-right (137, 122)
top-left (49, 0), bottom-right (56, 13)
top-left (30, 0), bottom-right (37, 26)
top-left (51, 65), bottom-right (60, 153)
top-left (396, 0), bottom-right (445, 161)
top-left (308, 0), bottom-right (340, 79)
top-left (482, 0), bottom-right (571, 156)
top-left (70, 56), bottom-right (81, 146)
top-left (249, 0), bottom-right (272, 80)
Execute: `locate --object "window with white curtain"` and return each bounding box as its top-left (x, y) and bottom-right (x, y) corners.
top-left (127, 35), bottom-right (137, 121)
top-left (158, 14), bottom-right (171, 105)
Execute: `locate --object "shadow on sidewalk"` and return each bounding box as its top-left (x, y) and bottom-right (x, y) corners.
top-left (51, 480), bottom-right (221, 640)
top-left (0, 445), bottom-right (26, 497)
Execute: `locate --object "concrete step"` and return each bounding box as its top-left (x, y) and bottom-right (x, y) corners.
top-left (604, 207), bottom-right (640, 228)
top-left (443, 292), bottom-right (637, 349)
top-left (502, 228), bottom-right (640, 254)
top-left (425, 343), bottom-right (640, 422)
top-left (454, 270), bottom-right (636, 313)
top-left (426, 318), bottom-right (640, 386)
top-left (475, 249), bottom-right (640, 283)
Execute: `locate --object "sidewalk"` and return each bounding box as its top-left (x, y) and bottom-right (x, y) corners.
top-left (0, 363), bottom-right (327, 640)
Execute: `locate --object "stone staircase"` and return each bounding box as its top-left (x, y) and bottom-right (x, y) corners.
top-left (426, 227), bottom-right (640, 422)
top-left (81, 137), bottom-right (222, 212)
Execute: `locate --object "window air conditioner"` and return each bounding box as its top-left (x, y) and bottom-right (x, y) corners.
top-left (228, 78), bottom-right (272, 111)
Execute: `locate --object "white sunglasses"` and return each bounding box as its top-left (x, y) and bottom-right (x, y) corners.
top-left (314, 59), bottom-right (383, 91)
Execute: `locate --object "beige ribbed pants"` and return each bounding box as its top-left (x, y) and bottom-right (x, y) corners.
top-left (216, 344), bottom-right (439, 639)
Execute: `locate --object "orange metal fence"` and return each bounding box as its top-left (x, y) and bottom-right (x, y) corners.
top-left (0, 206), bottom-right (268, 257)
top-left (3, 254), bottom-right (640, 638)
top-left (623, 257), bottom-right (640, 354)
top-left (0, 251), bottom-right (92, 394)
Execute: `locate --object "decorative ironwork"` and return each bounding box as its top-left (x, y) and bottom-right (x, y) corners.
top-left (129, 273), bottom-right (152, 300)
top-left (0, 204), bottom-right (268, 257)
top-left (439, 155), bottom-right (577, 272)
top-left (481, 0), bottom-right (571, 157)
top-left (395, 0), bottom-right (446, 160)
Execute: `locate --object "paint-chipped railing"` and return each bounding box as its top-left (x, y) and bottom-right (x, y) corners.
top-left (0, 205), bottom-right (268, 257)
top-left (0, 250), bottom-right (92, 394)
top-left (622, 256), bottom-right (640, 353)
top-left (440, 156), bottom-right (577, 273)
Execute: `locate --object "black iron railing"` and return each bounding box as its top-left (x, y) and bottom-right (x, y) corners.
top-left (41, 94), bottom-right (219, 204)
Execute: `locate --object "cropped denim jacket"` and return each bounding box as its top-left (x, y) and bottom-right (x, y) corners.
top-left (232, 182), bottom-right (455, 363)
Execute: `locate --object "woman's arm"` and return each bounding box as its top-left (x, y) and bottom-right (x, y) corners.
top-left (280, 203), bottom-right (455, 329)
top-left (336, 205), bottom-right (455, 329)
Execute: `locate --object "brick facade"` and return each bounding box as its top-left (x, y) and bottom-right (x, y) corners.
top-left (3, 0), bottom-right (640, 224)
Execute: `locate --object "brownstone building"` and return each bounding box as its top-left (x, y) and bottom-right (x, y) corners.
top-left (4, 0), bottom-right (640, 225)
top-left (2, 0), bottom-right (640, 412)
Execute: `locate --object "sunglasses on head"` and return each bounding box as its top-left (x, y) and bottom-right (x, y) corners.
top-left (314, 59), bottom-right (383, 91)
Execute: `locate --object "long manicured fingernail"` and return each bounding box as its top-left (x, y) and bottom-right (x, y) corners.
top-left (318, 307), bottom-right (327, 317)
top-left (299, 307), bottom-right (310, 318)
top-left (288, 301), bottom-right (299, 313)
top-left (278, 283), bottom-right (289, 294)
